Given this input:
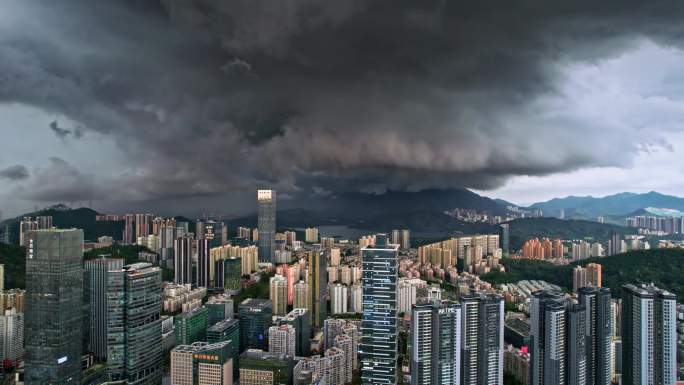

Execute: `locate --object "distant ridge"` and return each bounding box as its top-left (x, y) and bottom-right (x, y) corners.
top-left (528, 191), bottom-right (684, 218)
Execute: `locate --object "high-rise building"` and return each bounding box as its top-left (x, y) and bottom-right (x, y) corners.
top-left (578, 287), bottom-right (612, 385)
top-left (530, 290), bottom-right (594, 385)
top-left (499, 224), bottom-right (510, 256)
top-left (106, 262), bottom-right (163, 384)
top-left (174, 236), bottom-right (194, 285)
top-left (294, 280), bottom-right (310, 310)
top-left (84, 256), bottom-right (124, 361)
top-left (398, 278), bottom-right (428, 314)
top-left (330, 247), bottom-right (341, 267)
top-left (331, 283), bottom-right (348, 314)
top-left (530, 290), bottom-right (569, 385)
top-left (258, 189), bottom-right (276, 263)
top-left (0, 289), bottom-right (24, 313)
top-left (175, 307), bottom-right (209, 345)
top-left (325, 346), bottom-right (347, 385)
top-left (19, 217), bottom-right (38, 247)
top-left (279, 308), bottom-right (311, 357)
top-left (207, 318), bottom-right (240, 381)
top-left (350, 284), bottom-right (363, 313)
top-left (270, 274), bottom-right (288, 315)
top-left (360, 234), bottom-right (399, 385)
top-left (216, 257), bottom-right (242, 293)
top-left (586, 263), bottom-right (602, 288)
top-left (269, 324), bottom-right (296, 357)
top-left (25, 228), bottom-right (83, 385)
top-left (0, 307), bottom-right (23, 364)
top-left (206, 294), bottom-right (234, 325)
top-left (308, 250), bottom-right (328, 328)
top-left (240, 349), bottom-right (294, 385)
top-left (239, 299), bottom-right (273, 352)
top-left (171, 341), bottom-right (234, 385)
top-left (622, 283), bottom-right (677, 385)
top-left (332, 334), bottom-right (353, 384)
top-left (321, 237), bottom-right (335, 249)
top-left (196, 238), bottom-right (210, 287)
top-left (305, 227), bottom-right (319, 243)
top-left (410, 300), bottom-right (461, 385)
top-left (609, 231), bottom-right (621, 256)
top-left (460, 292), bottom-right (504, 385)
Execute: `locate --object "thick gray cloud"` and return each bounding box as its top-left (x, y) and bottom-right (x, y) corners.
top-left (2, 0), bottom-right (684, 210)
top-left (0, 165), bottom-right (29, 181)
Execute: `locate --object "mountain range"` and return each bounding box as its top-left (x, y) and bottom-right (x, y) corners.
top-left (2, 189), bottom-right (681, 242)
top-left (527, 191), bottom-right (684, 219)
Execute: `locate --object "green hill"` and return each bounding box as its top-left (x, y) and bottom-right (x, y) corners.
top-left (0, 243), bottom-right (26, 289)
top-left (481, 248), bottom-right (684, 299)
top-left (0, 205), bottom-right (124, 242)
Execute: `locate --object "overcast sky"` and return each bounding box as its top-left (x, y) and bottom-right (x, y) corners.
top-left (3, 1), bottom-right (684, 217)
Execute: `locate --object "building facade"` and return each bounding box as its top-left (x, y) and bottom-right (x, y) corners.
top-left (106, 262), bottom-right (163, 384)
top-left (360, 234), bottom-right (399, 385)
top-left (25, 229), bottom-right (83, 385)
top-left (410, 300), bottom-right (461, 385)
top-left (460, 293), bottom-right (504, 385)
top-left (622, 283), bottom-right (677, 385)
top-left (258, 190), bottom-right (276, 263)
top-left (84, 256), bottom-right (124, 361)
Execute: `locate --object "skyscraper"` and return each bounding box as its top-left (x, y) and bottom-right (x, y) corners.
top-left (25, 228), bottom-right (83, 385)
top-left (270, 274), bottom-right (288, 315)
top-left (196, 238), bottom-right (210, 287)
top-left (460, 292), bottom-right (504, 385)
top-left (106, 262), bottom-right (163, 384)
top-left (279, 308), bottom-right (311, 357)
top-left (530, 290), bottom-right (568, 385)
top-left (308, 250), bottom-right (328, 328)
top-left (269, 324), bottom-right (296, 357)
top-left (360, 234), bottom-right (398, 385)
top-left (174, 236), bottom-right (193, 285)
top-left (84, 256), bottom-right (124, 361)
top-left (609, 231), bottom-right (621, 256)
top-left (0, 307), bottom-right (23, 365)
top-left (331, 283), bottom-right (348, 314)
top-left (216, 256), bottom-right (242, 294)
top-left (622, 283), bottom-right (677, 385)
top-left (577, 287), bottom-right (612, 385)
top-left (258, 189), bottom-right (276, 263)
top-left (293, 280), bottom-right (310, 310)
top-left (410, 300), bottom-right (461, 385)
top-left (239, 298), bottom-right (273, 351)
top-left (499, 224), bottom-right (510, 256)
top-left (531, 289), bottom-right (598, 385)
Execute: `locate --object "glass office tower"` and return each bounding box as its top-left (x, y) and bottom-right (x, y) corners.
top-left (107, 262), bottom-right (163, 384)
top-left (360, 234), bottom-right (398, 385)
top-left (25, 229), bottom-right (84, 385)
top-left (257, 189), bottom-right (276, 263)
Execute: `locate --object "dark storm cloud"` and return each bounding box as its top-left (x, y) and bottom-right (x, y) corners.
top-left (0, 165), bottom-right (29, 181)
top-left (2, 0), bottom-right (684, 205)
top-left (49, 120), bottom-right (71, 139)
top-left (19, 157), bottom-right (98, 203)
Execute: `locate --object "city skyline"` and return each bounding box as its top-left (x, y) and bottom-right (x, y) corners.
top-left (3, 2), bottom-right (684, 384)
